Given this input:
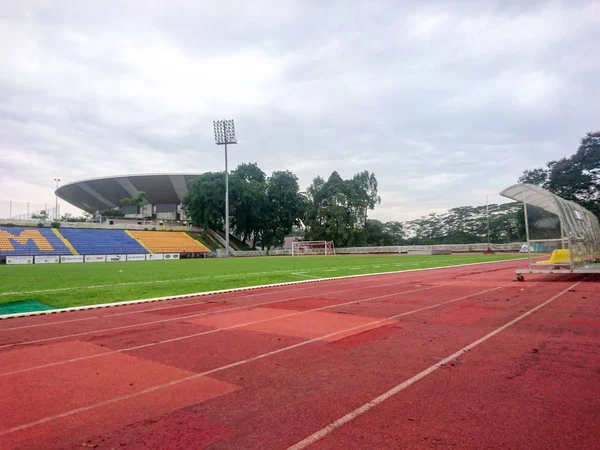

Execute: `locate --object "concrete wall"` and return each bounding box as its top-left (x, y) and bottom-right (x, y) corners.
top-left (231, 242), bottom-right (523, 257)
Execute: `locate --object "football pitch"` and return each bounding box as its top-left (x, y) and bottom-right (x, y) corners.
top-left (0, 254), bottom-right (524, 309)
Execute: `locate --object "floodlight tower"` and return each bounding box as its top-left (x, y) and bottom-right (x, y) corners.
top-left (213, 119), bottom-right (237, 256)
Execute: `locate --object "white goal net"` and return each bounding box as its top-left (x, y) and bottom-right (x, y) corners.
top-left (291, 240), bottom-right (335, 256)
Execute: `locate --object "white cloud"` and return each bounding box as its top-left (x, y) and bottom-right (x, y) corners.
top-left (1, 0), bottom-right (599, 221)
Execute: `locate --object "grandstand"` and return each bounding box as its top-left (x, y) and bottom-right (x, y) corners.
top-left (59, 229), bottom-right (148, 255)
top-left (128, 231), bottom-right (209, 253)
top-left (0, 226), bottom-right (209, 259)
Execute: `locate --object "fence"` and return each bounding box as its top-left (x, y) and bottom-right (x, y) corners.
top-left (0, 201), bottom-right (59, 221)
top-left (206, 229), bottom-right (524, 257)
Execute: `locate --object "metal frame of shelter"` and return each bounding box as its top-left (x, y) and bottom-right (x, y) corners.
top-left (500, 183), bottom-right (600, 280)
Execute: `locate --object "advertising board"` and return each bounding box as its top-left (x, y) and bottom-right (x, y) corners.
top-left (60, 255), bottom-right (85, 264)
top-left (6, 256), bottom-right (33, 265)
top-left (126, 254), bottom-right (147, 261)
top-left (34, 255), bottom-right (60, 264)
top-left (84, 255), bottom-right (106, 263)
top-left (106, 254), bottom-right (127, 262)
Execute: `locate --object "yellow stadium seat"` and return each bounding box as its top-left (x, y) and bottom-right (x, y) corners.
top-left (536, 249), bottom-right (572, 265)
top-left (128, 231), bottom-right (209, 254)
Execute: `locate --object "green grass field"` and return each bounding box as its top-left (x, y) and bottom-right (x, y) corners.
top-left (0, 254), bottom-right (524, 309)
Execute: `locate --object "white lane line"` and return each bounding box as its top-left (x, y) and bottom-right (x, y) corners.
top-left (286, 281), bottom-right (581, 450)
top-left (0, 268), bottom-right (325, 296)
top-left (0, 273), bottom-right (409, 332)
top-left (0, 283), bottom-right (508, 436)
top-left (0, 257), bottom-right (528, 321)
top-left (0, 257), bottom-right (479, 297)
top-left (0, 276), bottom-right (438, 349)
top-left (291, 273), bottom-right (322, 280)
top-left (0, 285), bottom-right (443, 376)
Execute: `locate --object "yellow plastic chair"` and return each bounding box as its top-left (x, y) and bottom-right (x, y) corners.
top-left (536, 249), bottom-right (571, 265)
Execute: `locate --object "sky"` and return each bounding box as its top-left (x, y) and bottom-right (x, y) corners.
top-left (1, 0), bottom-right (599, 221)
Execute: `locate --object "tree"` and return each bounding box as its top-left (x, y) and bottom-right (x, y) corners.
top-left (99, 208), bottom-right (125, 217)
top-left (518, 168), bottom-right (548, 186)
top-left (182, 163), bottom-right (305, 250)
top-left (303, 170), bottom-right (380, 247)
top-left (382, 221), bottom-right (405, 245)
top-left (120, 191), bottom-right (148, 216)
top-left (403, 203), bottom-right (524, 245)
top-left (518, 131), bottom-right (600, 219)
top-left (259, 171), bottom-right (305, 250)
top-left (59, 213), bottom-right (92, 222)
top-left (31, 210), bottom-right (49, 221)
top-left (182, 172), bottom-right (226, 230)
top-left (230, 163), bottom-right (268, 247)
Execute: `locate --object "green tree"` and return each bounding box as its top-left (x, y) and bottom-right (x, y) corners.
top-left (259, 171), bottom-right (305, 250)
top-left (382, 221), bottom-right (405, 245)
top-left (31, 210), bottom-right (49, 221)
top-left (99, 208), bottom-right (125, 217)
top-left (119, 191), bottom-right (148, 216)
top-left (230, 163), bottom-right (267, 247)
top-left (518, 131), bottom-right (600, 219)
top-left (182, 172), bottom-right (226, 230)
top-left (304, 170), bottom-right (380, 247)
top-left (60, 213), bottom-right (92, 222)
top-left (403, 203), bottom-right (524, 245)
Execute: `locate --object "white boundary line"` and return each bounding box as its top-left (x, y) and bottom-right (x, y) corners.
top-left (0, 284), bottom-right (444, 376)
top-left (0, 283), bottom-right (511, 436)
top-left (0, 257), bottom-right (485, 297)
top-left (286, 281), bottom-right (581, 450)
top-left (0, 257), bottom-right (528, 320)
top-left (290, 272), bottom-right (322, 280)
top-left (0, 273), bottom-right (440, 332)
top-left (0, 277), bottom-right (440, 348)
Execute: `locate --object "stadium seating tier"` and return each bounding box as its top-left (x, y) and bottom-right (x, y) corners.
top-left (0, 227), bottom-right (72, 256)
top-left (0, 227), bottom-right (209, 256)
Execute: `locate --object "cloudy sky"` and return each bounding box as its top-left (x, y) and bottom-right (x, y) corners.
top-left (1, 0), bottom-right (599, 221)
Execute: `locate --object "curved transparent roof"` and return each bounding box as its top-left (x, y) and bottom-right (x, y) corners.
top-left (500, 183), bottom-right (600, 243)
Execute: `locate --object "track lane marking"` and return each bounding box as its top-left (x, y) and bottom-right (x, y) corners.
top-left (0, 272), bottom-right (433, 332)
top-left (0, 283), bottom-right (508, 436)
top-left (0, 285), bottom-right (443, 376)
top-left (0, 257), bottom-right (489, 297)
top-left (0, 276), bottom-right (444, 349)
top-left (0, 257), bottom-right (528, 321)
top-left (286, 280), bottom-right (582, 450)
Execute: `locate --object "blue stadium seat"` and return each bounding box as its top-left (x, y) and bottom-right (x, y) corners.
top-left (0, 227), bottom-right (71, 256)
top-left (58, 229), bottom-right (148, 255)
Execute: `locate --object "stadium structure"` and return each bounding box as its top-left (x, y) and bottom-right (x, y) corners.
top-left (56, 173), bottom-right (202, 221)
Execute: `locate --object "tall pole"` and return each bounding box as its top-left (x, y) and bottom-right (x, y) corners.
top-left (224, 142), bottom-right (229, 256)
top-left (486, 194), bottom-right (490, 246)
top-left (522, 189), bottom-right (531, 269)
top-left (54, 178), bottom-right (60, 221)
top-left (213, 119), bottom-right (237, 258)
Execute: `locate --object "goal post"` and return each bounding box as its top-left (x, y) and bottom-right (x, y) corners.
top-left (291, 240), bottom-right (335, 256)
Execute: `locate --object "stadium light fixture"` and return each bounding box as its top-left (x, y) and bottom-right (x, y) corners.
top-left (54, 178), bottom-right (60, 221)
top-left (213, 119), bottom-right (237, 256)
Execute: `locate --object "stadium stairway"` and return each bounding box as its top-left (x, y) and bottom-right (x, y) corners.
top-left (0, 227), bottom-right (74, 256)
top-left (59, 229), bottom-right (149, 255)
top-left (127, 231), bottom-right (210, 254)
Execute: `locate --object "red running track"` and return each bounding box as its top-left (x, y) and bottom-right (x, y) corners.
top-left (0, 259), bottom-right (599, 449)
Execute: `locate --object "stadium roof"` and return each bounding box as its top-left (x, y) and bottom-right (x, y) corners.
top-left (56, 174), bottom-right (203, 212)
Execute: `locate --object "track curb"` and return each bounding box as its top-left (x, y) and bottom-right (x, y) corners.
top-left (0, 257), bottom-right (528, 320)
